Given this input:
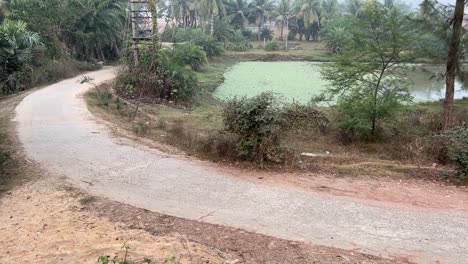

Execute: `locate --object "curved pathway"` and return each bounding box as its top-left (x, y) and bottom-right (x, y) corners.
top-left (15, 68), bottom-right (468, 263)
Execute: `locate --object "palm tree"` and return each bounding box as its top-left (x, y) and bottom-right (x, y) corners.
top-left (320, 0), bottom-right (338, 27)
top-left (225, 0), bottom-right (250, 30)
top-left (197, 0), bottom-right (226, 36)
top-left (248, 0), bottom-right (274, 40)
top-left (345, 0), bottom-right (363, 17)
top-left (0, 0), bottom-right (9, 23)
top-left (0, 19), bottom-right (40, 93)
top-left (273, 0), bottom-right (293, 41)
top-left (68, 0), bottom-right (126, 61)
top-left (297, 0), bottom-right (321, 41)
top-left (213, 17), bottom-right (235, 46)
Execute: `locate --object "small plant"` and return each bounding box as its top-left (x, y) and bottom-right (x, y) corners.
top-left (264, 41), bottom-right (281, 51)
top-left (226, 31), bottom-right (251, 52)
top-left (259, 27), bottom-right (273, 41)
top-left (175, 43), bottom-right (207, 71)
top-left (98, 244), bottom-right (132, 264)
top-left (444, 127), bottom-right (468, 185)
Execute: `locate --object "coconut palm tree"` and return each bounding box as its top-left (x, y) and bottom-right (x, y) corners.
top-left (345, 0), bottom-right (363, 17)
top-left (248, 0), bottom-right (274, 40)
top-left (320, 0), bottom-right (338, 27)
top-left (297, 0), bottom-right (321, 41)
top-left (197, 0), bottom-right (226, 36)
top-left (273, 0), bottom-right (293, 41)
top-left (225, 0), bottom-right (250, 30)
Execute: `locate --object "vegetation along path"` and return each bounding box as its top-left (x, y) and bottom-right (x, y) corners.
top-left (15, 68), bottom-right (468, 264)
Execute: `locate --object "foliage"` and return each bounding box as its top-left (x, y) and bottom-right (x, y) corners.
top-left (0, 19), bottom-right (40, 94)
top-left (212, 17), bottom-right (235, 44)
top-left (174, 28), bottom-right (223, 57)
top-left (320, 1), bottom-right (416, 139)
top-left (444, 127), bottom-right (468, 184)
top-left (323, 26), bottom-right (350, 54)
top-left (116, 47), bottom-right (197, 102)
top-left (226, 31), bottom-right (251, 51)
top-left (175, 43), bottom-right (207, 71)
top-left (8, 0), bottom-right (126, 61)
top-left (259, 27), bottom-right (273, 41)
top-left (264, 40), bottom-right (281, 51)
top-left (161, 24), bottom-right (176, 42)
top-left (223, 92), bottom-right (328, 165)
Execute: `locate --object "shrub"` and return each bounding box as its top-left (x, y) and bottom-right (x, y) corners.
top-left (223, 92), bottom-right (328, 165)
top-left (175, 43), bottom-right (207, 71)
top-left (175, 28), bottom-right (208, 44)
top-left (197, 37), bottom-right (224, 57)
top-left (115, 48), bottom-right (197, 102)
top-left (174, 28), bottom-right (224, 57)
top-left (444, 127), bottom-right (468, 184)
top-left (264, 41), bottom-right (281, 51)
top-left (259, 27), bottom-right (273, 41)
top-left (241, 29), bottom-right (256, 40)
top-left (226, 31), bottom-right (251, 52)
top-left (161, 24), bottom-right (176, 42)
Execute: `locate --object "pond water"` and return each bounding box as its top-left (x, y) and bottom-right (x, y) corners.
top-left (214, 61), bottom-right (468, 103)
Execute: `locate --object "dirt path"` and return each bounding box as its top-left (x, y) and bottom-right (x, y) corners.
top-left (15, 68), bottom-right (468, 263)
top-left (0, 180), bottom-right (226, 264)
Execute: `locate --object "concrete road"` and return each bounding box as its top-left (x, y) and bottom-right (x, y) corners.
top-left (15, 68), bottom-right (468, 263)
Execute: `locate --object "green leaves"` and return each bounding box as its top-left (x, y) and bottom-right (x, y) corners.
top-left (320, 0), bottom-right (415, 139)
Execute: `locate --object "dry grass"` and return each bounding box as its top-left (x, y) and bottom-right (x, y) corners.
top-left (226, 41), bottom-right (331, 61)
top-left (0, 92), bottom-right (39, 195)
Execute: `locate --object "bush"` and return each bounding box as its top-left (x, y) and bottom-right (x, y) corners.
top-left (175, 28), bottom-right (208, 44)
top-left (161, 24), bottom-right (176, 42)
top-left (174, 28), bottom-right (224, 57)
top-left (226, 31), bottom-right (251, 52)
top-left (175, 43), bottom-right (207, 71)
top-left (223, 92), bottom-right (328, 165)
top-left (259, 27), bottom-right (273, 41)
top-left (241, 29), bottom-right (256, 41)
top-left (445, 127), bottom-right (468, 184)
top-left (197, 37), bottom-right (224, 57)
top-left (264, 41), bottom-right (281, 51)
top-left (115, 48), bottom-right (197, 102)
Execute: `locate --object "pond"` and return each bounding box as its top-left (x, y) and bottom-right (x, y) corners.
top-left (214, 61), bottom-right (468, 103)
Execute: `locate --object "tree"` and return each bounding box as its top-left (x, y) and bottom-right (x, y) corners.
top-left (67, 0), bottom-right (126, 61)
top-left (320, 0), bottom-right (339, 27)
top-left (248, 0), bottom-right (274, 40)
top-left (420, 0), bottom-right (466, 130)
top-left (225, 0), bottom-right (250, 30)
top-left (0, 0), bottom-right (9, 23)
top-left (297, 0), bottom-right (321, 41)
top-left (345, 0), bottom-right (363, 17)
top-left (443, 0), bottom-right (465, 130)
top-left (197, 0), bottom-right (225, 36)
top-left (0, 19), bottom-right (40, 93)
top-left (320, 0), bottom-right (415, 139)
top-left (273, 0), bottom-right (293, 41)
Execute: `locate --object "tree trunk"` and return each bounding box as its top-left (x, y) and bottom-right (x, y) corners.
top-left (444, 0), bottom-right (464, 130)
top-left (280, 23), bottom-right (284, 41)
top-left (210, 13), bottom-right (215, 37)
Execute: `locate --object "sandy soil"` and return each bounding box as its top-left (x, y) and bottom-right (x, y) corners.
top-left (0, 180), bottom-right (227, 264)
